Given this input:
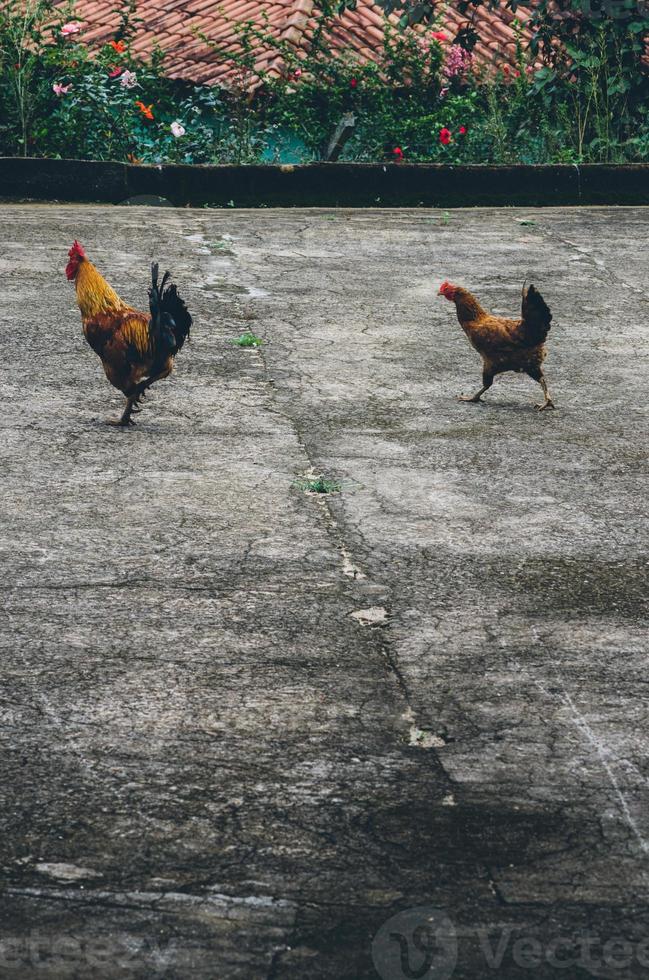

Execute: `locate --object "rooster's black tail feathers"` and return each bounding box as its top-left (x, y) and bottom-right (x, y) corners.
top-left (148, 262), bottom-right (192, 362)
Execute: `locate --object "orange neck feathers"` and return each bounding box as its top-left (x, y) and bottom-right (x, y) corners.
top-left (74, 259), bottom-right (129, 320)
top-left (454, 288), bottom-right (486, 322)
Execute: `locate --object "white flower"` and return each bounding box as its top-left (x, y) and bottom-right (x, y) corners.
top-left (170, 121), bottom-right (186, 138)
top-left (120, 70), bottom-right (138, 89)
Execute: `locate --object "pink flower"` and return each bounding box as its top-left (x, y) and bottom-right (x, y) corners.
top-left (170, 121), bottom-right (186, 138)
top-left (439, 127), bottom-right (452, 145)
top-left (108, 66), bottom-right (122, 79)
top-left (52, 82), bottom-right (72, 96)
top-left (120, 70), bottom-right (138, 89)
top-left (439, 86), bottom-right (449, 99)
top-left (458, 125), bottom-right (467, 135)
top-left (294, 68), bottom-right (302, 78)
top-left (350, 77), bottom-right (357, 88)
top-left (61, 21), bottom-right (82, 36)
top-left (432, 31), bottom-right (447, 41)
top-left (442, 44), bottom-right (473, 82)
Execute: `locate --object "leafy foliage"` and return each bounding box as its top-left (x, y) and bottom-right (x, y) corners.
top-left (0, 0), bottom-right (230, 161)
top-left (0, 0), bottom-right (648, 164)
top-left (352, 0), bottom-right (649, 161)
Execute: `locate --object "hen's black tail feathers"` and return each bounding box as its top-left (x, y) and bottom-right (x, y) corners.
top-left (520, 283), bottom-right (552, 348)
top-left (148, 262), bottom-right (192, 365)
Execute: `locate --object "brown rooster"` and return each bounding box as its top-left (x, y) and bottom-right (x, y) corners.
top-left (66, 241), bottom-right (191, 426)
top-left (438, 281), bottom-right (555, 411)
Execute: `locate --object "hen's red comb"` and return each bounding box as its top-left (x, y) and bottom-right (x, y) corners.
top-left (68, 240), bottom-right (86, 259)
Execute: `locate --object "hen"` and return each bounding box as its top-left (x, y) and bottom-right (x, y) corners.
top-left (438, 281), bottom-right (555, 411)
top-left (66, 241), bottom-right (192, 426)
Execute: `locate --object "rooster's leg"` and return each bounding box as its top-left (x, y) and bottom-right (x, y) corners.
top-left (534, 373), bottom-right (555, 411)
top-left (108, 366), bottom-right (172, 426)
top-left (132, 365), bottom-right (172, 402)
top-left (459, 371), bottom-right (493, 404)
top-left (107, 396), bottom-right (138, 427)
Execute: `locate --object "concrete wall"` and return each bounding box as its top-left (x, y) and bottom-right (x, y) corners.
top-left (2, 157), bottom-right (649, 206)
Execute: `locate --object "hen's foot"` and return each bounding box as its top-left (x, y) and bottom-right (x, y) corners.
top-left (535, 399), bottom-right (555, 412)
top-left (458, 394), bottom-right (483, 404)
top-left (107, 416), bottom-right (136, 427)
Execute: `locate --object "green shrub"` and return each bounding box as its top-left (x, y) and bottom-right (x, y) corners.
top-left (0, 0), bottom-right (648, 165)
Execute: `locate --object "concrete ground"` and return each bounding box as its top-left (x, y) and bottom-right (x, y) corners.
top-left (1, 205), bottom-right (648, 979)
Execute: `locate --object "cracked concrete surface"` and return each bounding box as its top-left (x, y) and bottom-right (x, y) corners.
top-left (1, 205), bottom-right (648, 978)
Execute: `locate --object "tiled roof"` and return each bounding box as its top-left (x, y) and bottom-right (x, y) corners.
top-left (63, 0), bottom-right (533, 88)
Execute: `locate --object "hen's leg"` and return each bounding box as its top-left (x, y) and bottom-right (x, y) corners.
top-left (527, 368), bottom-right (555, 411)
top-left (459, 370), bottom-right (493, 404)
top-left (536, 374), bottom-right (555, 411)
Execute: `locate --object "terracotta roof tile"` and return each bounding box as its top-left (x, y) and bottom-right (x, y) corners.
top-left (59, 0), bottom-right (533, 88)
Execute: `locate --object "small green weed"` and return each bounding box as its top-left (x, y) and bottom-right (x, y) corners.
top-left (230, 331), bottom-right (263, 347)
top-left (294, 475), bottom-right (342, 494)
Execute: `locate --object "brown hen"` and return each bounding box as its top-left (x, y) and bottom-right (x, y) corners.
top-left (439, 281), bottom-right (555, 411)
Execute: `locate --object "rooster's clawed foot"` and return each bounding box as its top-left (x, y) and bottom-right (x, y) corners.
top-left (535, 399), bottom-right (555, 412)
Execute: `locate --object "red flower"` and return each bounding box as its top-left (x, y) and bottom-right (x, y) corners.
top-left (350, 77), bottom-right (357, 88)
top-left (294, 67), bottom-right (302, 79)
top-left (502, 64), bottom-right (511, 76)
top-left (439, 128), bottom-right (452, 145)
top-left (393, 146), bottom-right (404, 160)
top-left (431, 31), bottom-right (447, 41)
top-left (109, 39), bottom-right (126, 53)
top-left (108, 66), bottom-right (122, 78)
top-left (458, 125), bottom-right (467, 135)
top-left (135, 100), bottom-right (154, 120)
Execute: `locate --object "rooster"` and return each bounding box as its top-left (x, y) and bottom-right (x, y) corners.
top-left (66, 241), bottom-right (192, 426)
top-left (438, 281), bottom-right (555, 411)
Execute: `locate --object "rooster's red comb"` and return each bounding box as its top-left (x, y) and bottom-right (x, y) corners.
top-left (68, 240), bottom-right (86, 259)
